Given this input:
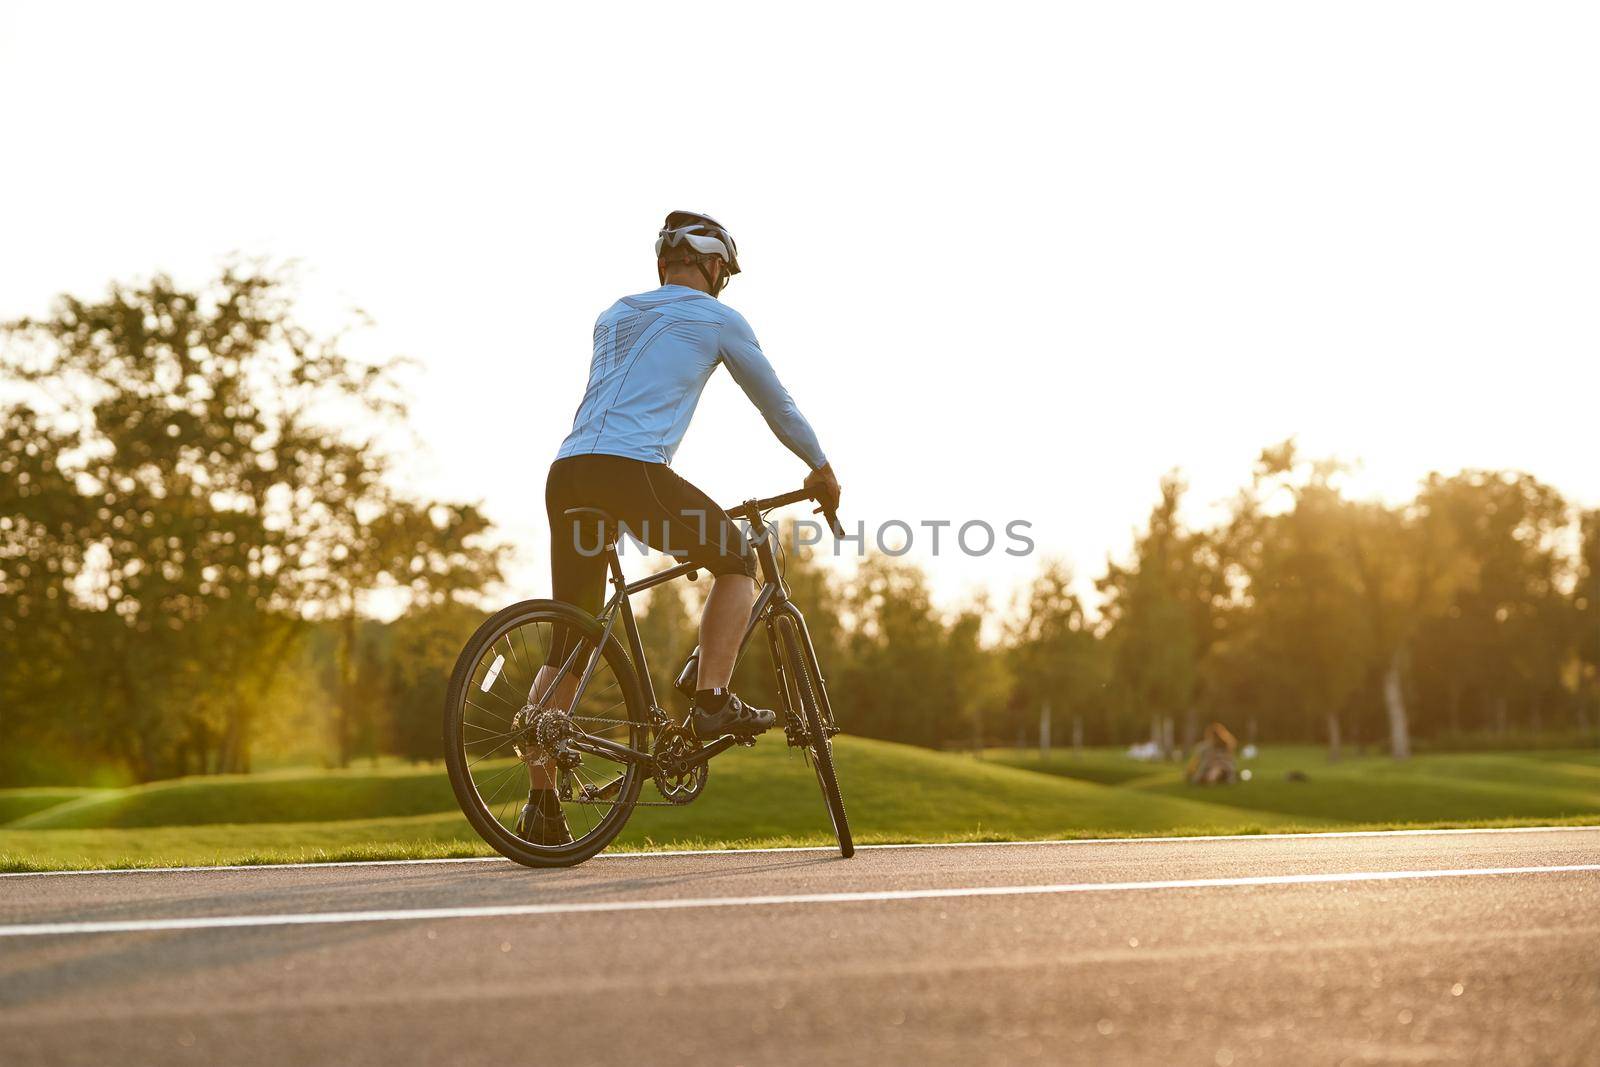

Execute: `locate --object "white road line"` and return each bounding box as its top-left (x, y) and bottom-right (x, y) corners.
top-left (2, 864), bottom-right (1596, 938)
top-left (2, 823), bottom-right (1598, 879)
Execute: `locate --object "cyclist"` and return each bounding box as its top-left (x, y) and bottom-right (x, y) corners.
top-left (520, 210), bottom-right (840, 844)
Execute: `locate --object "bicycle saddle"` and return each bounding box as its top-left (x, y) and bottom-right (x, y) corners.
top-left (563, 506), bottom-right (621, 541)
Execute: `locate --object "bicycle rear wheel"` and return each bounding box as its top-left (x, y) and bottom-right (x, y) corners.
top-left (775, 614), bottom-right (853, 858)
top-left (444, 599), bottom-right (648, 868)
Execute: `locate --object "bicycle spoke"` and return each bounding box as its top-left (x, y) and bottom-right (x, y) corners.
top-left (512, 624), bottom-right (541, 694)
top-left (451, 607), bottom-right (647, 860)
top-left (468, 734), bottom-right (521, 769)
top-left (479, 760), bottom-right (527, 813)
top-left (576, 764), bottom-right (624, 806)
top-left (463, 720), bottom-right (519, 740)
top-left (501, 631), bottom-right (531, 693)
top-left (473, 683), bottom-right (525, 714)
top-left (464, 698), bottom-right (515, 725)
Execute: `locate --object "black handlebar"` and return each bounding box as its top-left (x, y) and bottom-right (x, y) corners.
top-left (728, 489), bottom-right (846, 539)
top-left (741, 488), bottom-right (811, 513)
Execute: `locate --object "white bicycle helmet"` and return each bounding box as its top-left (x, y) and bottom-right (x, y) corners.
top-left (656, 210), bottom-right (740, 294)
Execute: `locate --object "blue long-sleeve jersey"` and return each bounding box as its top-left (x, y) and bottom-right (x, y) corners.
top-left (555, 285), bottom-right (827, 470)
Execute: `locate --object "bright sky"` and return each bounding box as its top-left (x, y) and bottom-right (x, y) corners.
top-left (2, 2), bottom-right (1595, 615)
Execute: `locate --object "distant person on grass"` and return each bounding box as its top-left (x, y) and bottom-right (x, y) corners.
top-left (519, 211), bottom-right (841, 844)
top-left (1186, 722), bottom-right (1240, 786)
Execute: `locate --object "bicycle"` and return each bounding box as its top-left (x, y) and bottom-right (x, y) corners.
top-left (443, 487), bottom-right (852, 868)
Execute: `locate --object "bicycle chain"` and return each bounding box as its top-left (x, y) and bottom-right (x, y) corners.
top-left (558, 714), bottom-right (702, 807)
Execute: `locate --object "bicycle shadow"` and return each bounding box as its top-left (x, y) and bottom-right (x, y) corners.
top-left (466, 851), bottom-right (845, 899)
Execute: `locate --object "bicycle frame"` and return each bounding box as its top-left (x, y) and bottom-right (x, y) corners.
top-left (532, 492), bottom-right (838, 776)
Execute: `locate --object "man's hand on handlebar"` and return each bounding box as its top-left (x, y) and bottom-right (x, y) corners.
top-left (804, 462), bottom-right (841, 515)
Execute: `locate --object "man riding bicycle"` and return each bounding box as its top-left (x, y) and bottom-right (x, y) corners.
top-left (521, 210), bottom-right (840, 844)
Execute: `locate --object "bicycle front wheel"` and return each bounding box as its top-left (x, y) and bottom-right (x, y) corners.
top-left (775, 613), bottom-right (853, 858)
top-left (444, 599), bottom-right (649, 868)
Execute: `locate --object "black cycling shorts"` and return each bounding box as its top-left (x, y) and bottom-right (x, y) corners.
top-left (544, 454), bottom-right (753, 671)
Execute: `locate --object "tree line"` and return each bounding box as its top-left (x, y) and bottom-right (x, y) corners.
top-left (3, 268), bottom-right (1595, 784)
top-left (1079, 448), bottom-right (1597, 760)
top-left (1, 268), bottom-right (500, 782)
top-left (717, 444), bottom-right (1597, 763)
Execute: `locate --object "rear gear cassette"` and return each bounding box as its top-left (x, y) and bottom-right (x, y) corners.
top-left (651, 724), bottom-right (708, 805)
top-left (513, 706), bottom-right (581, 770)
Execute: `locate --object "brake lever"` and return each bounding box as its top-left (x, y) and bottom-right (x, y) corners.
top-left (813, 505), bottom-right (847, 539)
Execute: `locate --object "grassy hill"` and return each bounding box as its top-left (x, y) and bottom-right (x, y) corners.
top-left (3, 739), bottom-right (1598, 872)
top-left (985, 746), bottom-right (1600, 824)
top-left (8, 766), bottom-right (462, 830)
top-left (0, 788), bottom-right (96, 826)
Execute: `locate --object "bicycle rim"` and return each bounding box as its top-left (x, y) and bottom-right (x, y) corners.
top-left (776, 615), bottom-right (853, 858)
top-left (444, 600), bottom-right (647, 867)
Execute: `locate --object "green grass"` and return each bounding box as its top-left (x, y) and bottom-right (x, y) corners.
top-left (0, 788), bottom-right (95, 826)
top-left (8, 765), bottom-right (459, 829)
top-left (987, 745), bottom-right (1600, 825)
top-left (3, 739), bottom-right (1598, 873)
top-left (982, 748), bottom-right (1171, 787)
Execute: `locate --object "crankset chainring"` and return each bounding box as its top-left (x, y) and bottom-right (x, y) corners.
top-left (651, 725), bottom-right (708, 805)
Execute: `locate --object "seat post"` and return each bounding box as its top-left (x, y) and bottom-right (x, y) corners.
top-left (606, 540), bottom-right (628, 592)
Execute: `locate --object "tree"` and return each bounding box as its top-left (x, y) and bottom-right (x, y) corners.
top-left (385, 600), bottom-right (486, 763)
top-left (1340, 498), bottom-right (1469, 758)
top-left (1007, 560), bottom-right (1107, 743)
top-left (1228, 443), bottom-right (1368, 759)
top-left (1576, 511), bottom-right (1600, 731)
top-left (1098, 473), bottom-right (1224, 751)
top-left (1412, 471), bottom-right (1575, 737)
top-left (635, 574), bottom-right (700, 708)
top-left (836, 556), bottom-right (974, 748)
top-left (0, 266), bottom-right (502, 780)
top-left (949, 595), bottom-right (1013, 749)
top-left (315, 486), bottom-right (503, 766)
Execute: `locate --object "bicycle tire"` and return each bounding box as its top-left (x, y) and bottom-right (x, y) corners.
top-left (444, 599), bottom-right (648, 868)
top-left (775, 614), bottom-right (853, 858)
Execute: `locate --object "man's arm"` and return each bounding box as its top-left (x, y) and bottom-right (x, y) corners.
top-left (718, 309), bottom-right (828, 471)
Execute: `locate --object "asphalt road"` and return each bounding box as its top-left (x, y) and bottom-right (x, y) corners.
top-left (2, 828), bottom-right (1598, 1066)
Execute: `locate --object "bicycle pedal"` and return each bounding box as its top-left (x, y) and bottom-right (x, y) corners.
top-left (736, 736), bottom-right (757, 747)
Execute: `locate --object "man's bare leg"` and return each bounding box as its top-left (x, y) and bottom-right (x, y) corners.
top-left (697, 574), bottom-right (757, 689)
top-left (524, 666), bottom-right (579, 790)
top-left (689, 574), bottom-right (776, 736)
